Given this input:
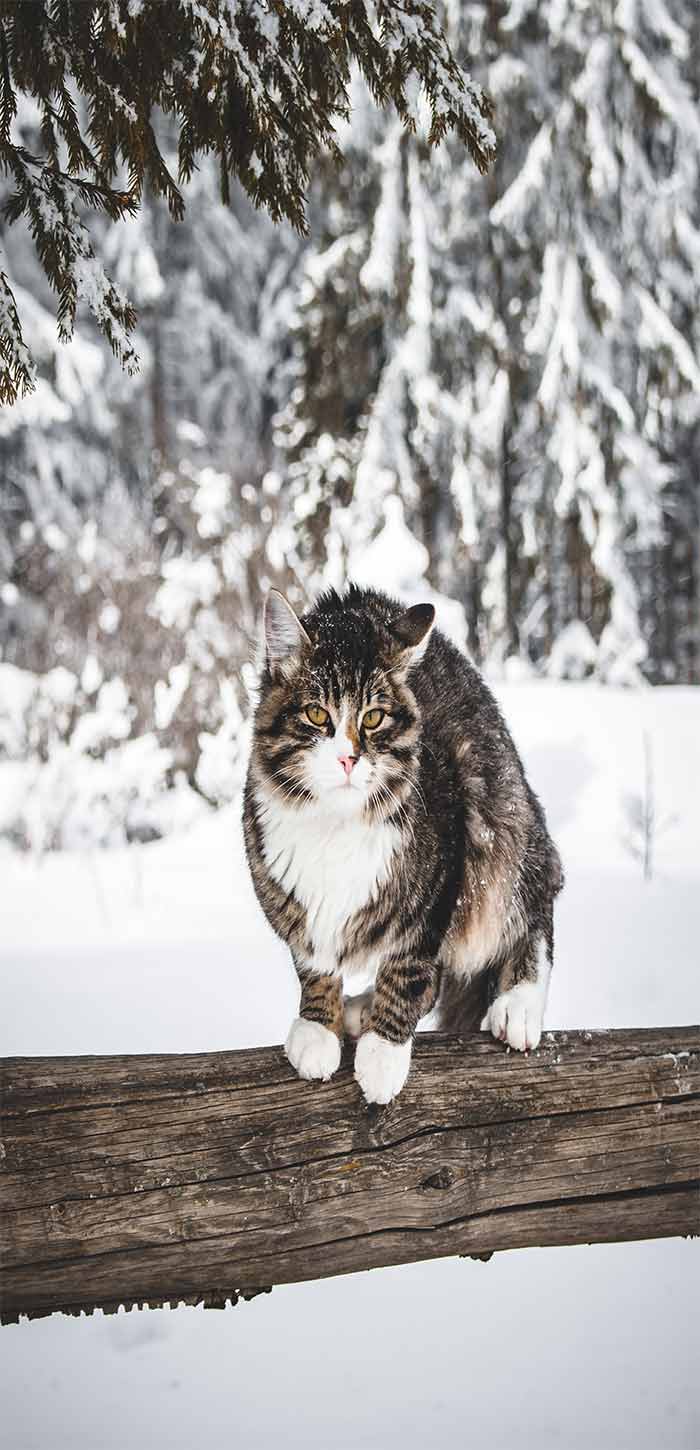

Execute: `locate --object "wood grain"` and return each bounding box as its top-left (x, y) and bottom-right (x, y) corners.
top-left (1, 1028), bottom-right (698, 1323)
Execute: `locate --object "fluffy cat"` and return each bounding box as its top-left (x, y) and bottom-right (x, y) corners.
top-left (243, 584), bottom-right (563, 1105)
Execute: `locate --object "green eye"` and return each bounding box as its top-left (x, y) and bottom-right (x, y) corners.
top-left (362, 708), bottom-right (385, 730)
top-left (306, 703), bottom-right (329, 727)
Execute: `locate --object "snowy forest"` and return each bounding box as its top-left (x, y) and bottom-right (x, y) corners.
top-left (1, 0), bottom-right (699, 851)
top-left (2, 9), bottom-right (699, 1444)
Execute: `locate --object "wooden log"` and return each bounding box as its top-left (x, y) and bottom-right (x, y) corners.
top-left (1, 1028), bottom-right (698, 1323)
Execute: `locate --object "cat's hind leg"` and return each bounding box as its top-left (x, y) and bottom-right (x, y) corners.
top-left (342, 988), bottom-right (374, 1040)
top-left (436, 968), bottom-right (492, 1036)
top-left (481, 933), bottom-right (551, 1052)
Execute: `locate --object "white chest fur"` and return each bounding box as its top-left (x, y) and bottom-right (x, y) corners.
top-left (257, 790), bottom-right (399, 975)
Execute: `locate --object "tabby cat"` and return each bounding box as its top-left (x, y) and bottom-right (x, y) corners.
top-left (243, 584), bottom-right (563, 1105)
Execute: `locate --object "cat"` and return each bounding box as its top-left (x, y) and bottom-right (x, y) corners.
top-left (243, 584), bottom-right (563, 1105)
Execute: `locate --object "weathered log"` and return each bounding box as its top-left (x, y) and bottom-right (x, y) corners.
top-left (1, 1027), bottom-right (698, 1323)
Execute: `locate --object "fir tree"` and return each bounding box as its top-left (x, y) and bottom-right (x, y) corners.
top-left (0, 0), bottom-right (494, 404)
top-left (487, 0), bottom-right (700, 680)
top-left (272, 1), bottom-right (700, 681)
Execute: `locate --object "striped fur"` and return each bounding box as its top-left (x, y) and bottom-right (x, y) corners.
top-left (243, 585), bottom-right (563, 1103)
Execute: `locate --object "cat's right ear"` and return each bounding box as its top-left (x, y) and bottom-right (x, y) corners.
top-left (388, 602), bottom-right (435, 675)
top-left (263, 590), bottom-right (311, 675)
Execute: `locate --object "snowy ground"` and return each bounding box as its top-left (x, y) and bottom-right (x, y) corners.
top-left (2, 682), bottom-right (699, 1449)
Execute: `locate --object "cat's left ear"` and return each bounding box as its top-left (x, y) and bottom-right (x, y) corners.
top-left (263, 590), bottom-right (311, 675)
top-left (389, 603), bottom-right (435, 673)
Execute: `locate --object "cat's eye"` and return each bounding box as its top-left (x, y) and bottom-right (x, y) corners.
top-left (305, 703), bottom-right (329, 727)
top-left (362, 708), bottom-right (385, 730)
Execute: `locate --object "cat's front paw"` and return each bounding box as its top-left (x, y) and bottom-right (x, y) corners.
top-left (354, 1031), bottom-right (412, 1105)
top-left (285, 1018), bottom-right (341, 1081)
top-left (481, 980), bottom-right (545, 1052)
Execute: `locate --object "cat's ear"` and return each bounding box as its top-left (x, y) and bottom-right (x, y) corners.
top-left (263, 590), bottom-right (311, 674)
top-left (389, 603), bottom-right (435, 672)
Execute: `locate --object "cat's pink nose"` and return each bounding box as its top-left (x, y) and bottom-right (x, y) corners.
top-left (338, 754), bottom-right (358, 777)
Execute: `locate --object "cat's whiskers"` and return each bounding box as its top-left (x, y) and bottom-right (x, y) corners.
top-left (267, 767), bottom-right (313, 808)
top-left (380, 761), bottom-right (422, 818)
top-left (406, 771), bottom-right (428, 818)
top-left (373, 778), bottom-right (416, 847)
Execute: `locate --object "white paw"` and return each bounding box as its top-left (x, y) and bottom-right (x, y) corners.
top-left (354, 1031), bottom-right (412, 1105)
top-left (285, 1018), bottom-right (341, 1081)
top-left (343, 989), bottom-right (374, 1040)
top-left (481, 979), bottom-right (546, 1052)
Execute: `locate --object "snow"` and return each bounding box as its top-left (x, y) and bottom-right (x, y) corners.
top-left (151, 554), bottom-right (220, 631)
top-left (107, 209), bottom-right (164, 308)
top-left (547, 621), bottom-right (598, 680)
top-left (3, 3), bottom-right (700, 1436)
top-left (0, 269), bottom-right (35, 392)
top-left (582, 227), bottom-right (623, 319)
top-left (191, 467), bottom-right (231, 538)
top-left (0, 663), bottom-right (37, 754)
top-left (98, 601), bottom-right (121, 635)
top-left (489, 118), bottom-right (554, 232)
top-left (153, 662), bottom-right (191, 732)
top-left (6, 11), bottom-right (698, 691)
top-left (348, 494), bottom-right (468, 652)
top-left (194, 681), bottom-right (248, 805)
top-left (80, 653), bottom-right (103, 696)
top-left (70, 677), bottom-right (132, 754)
top-left (359, 122), bottom-right (402, 295)
top-left (405, 151), bottom-right (432, 379)
top-left (636, 284), bottom-right (700, 391)
top-left (524, 240), bottom-right (561, 356)
top-left (471, 365), bottom-right (510, 458)
top-left (572, 38), bottom-right (619, 196)
top-left (0, 733), bottom-right (197, 854)
top-left (2, 681), bottom-right (698, 1447)
top-left (538, 253), bottom-right (583, 413)
top-left (621, 35), bottom-right (700, 146)
top-left (449, 457), bottom-right (477, 548)
top-left (500, 0), bottom-right (537, 31)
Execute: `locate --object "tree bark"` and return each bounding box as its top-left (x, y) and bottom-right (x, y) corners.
top-left (1, 1028), bottom-right (698, 1324)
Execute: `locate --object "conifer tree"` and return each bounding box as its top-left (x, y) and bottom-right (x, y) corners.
top-left (487, 0), bottom-right (700, 680)
top-left (3, 0), bottom-right (699, 716)
top-left (0, 0), bottom-right (494, 403)
top-left (272, 0), bottom-right (700, 679)
top-left (268, 15), bottom-right (510, 654)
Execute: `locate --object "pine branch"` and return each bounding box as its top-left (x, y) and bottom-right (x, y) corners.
top-left (0, 263), bottom-right (35, 404)
top-left (0, 0), bottom-right (495, 404)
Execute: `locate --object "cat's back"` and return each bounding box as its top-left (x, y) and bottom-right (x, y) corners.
top-left (414, 625), bottom-right (562, 903)
top-left (410, 626), bottom-right (525, 786)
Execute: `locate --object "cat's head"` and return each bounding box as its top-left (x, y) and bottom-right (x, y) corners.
top-left (252, 585), bottom-right (435, 820)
